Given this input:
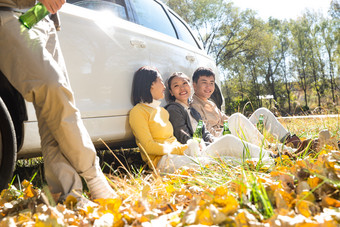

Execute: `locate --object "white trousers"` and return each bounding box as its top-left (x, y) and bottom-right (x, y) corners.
top-left (228, 108), bottom-right (289, 146)
top-left (0, 11), bottom-right (101, 199)
top-left (157, 135), bottom-right (273, 173)
top-left (157, 108), bottom-right (287, 173)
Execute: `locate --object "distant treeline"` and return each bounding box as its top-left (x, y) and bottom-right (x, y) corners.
top-left (166, 0), bottom-right (340, 115)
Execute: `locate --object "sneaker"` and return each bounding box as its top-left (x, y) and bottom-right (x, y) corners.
top-left (86, 173), bottom-right (118, 200)
top-left (284, 134), bottom-right (301, 148)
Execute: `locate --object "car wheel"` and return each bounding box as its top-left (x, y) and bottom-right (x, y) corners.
top-left (0, 97), bottom-right (17, 190)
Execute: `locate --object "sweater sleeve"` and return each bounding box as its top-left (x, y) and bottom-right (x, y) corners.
top-left (166, 104), bottom-right (192, 144)
top-left (129, 106), bottom-right (187, 156)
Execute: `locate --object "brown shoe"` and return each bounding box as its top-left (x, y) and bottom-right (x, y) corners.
top-left (284, 134), bottom-right (301, 148)
top-left (293, 138), bottom-right (318, 157)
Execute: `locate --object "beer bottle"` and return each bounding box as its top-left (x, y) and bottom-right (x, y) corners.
top-left (223, 121), bottom-right (231, 135)
top-left (19, 3), bottom-right (50, 29)
top-left (257, 114), bottom-right (264, 134)
top-left (193, 120), bottom-right (203, 143)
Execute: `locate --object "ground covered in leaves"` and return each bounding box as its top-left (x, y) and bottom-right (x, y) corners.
top-left (1, 117), bottom-right (340, 226)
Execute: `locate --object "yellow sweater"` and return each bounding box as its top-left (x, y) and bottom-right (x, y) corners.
top-left (129, 103), bottom-right (188, 168)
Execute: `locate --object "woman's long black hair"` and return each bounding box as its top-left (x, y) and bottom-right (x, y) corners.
top-left (132, 66), bottom-right (159, 105)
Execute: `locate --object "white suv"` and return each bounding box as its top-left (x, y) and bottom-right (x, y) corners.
top-left (0, 0), bottom-right (223, 189)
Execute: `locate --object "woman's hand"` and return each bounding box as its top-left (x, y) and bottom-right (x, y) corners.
top-left (185, 139), bottom-right (200, 156)
top-left (39, 0), bottom-right (65, 14)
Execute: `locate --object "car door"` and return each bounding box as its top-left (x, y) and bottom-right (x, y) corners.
top-left (58, 2), bottom-right (151, 143)
top-left (127, 1), bottom-right (197, 77)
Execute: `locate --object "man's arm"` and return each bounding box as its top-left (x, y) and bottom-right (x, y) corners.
top-left (39, 0), bottom-right (65, 14)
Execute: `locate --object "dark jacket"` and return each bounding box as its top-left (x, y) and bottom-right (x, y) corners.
top-left (165, 102), bottom-right (214, 144)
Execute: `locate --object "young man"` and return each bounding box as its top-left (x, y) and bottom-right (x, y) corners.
top-left (0, 0), bottom-right (116, 203)
top-left (191, 67), bottom-right (301, 148)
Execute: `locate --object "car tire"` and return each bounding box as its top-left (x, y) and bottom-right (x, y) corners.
top-left (0, 97), bottom-right (17, 190)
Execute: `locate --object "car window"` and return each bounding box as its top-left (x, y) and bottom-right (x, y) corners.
top-left (69, 0), bottom-right (128, 20)
top-left (168, 11), bottom-right (200, 49)
top-left (129, 0), bottom-right (177, 38)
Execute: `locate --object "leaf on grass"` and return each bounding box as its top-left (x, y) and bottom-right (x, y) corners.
top-left (307, 176), bottom-right (322, 189)
top-left (321, 195), bottom-right (340, 208)
top-left (63, 195), bottom-right (77, 209)
top-left (96, 198), bottom-right (122, 214)
top-left (23, 184), bottom-right (37, 199)
top-left (208, 204), bottom-right (227, 225)
top-left (196, 206), bottom-right (213, 226)
top-left (295, 200), bottom-right (320, 218)
top-left (212, 185), bottom-right (239, 216)
top-left (274, 189), bottom-right (295, 210)
top-left (235, 209), bottom-right (259, 226)
top-left (297, 191), bottom-right (315, 203)
top-left (21, 180), bottom-right (31, 188)
top-left (296, 181), bottom-right (311, 195)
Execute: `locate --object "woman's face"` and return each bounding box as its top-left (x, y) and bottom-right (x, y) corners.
top-left (150, 75), bottom-right (165, 100)
top-left (169, 76), bottom-right (191, 104)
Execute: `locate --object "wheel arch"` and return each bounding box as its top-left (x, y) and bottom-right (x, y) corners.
top-left (0, 71), bottom-right (28, 152)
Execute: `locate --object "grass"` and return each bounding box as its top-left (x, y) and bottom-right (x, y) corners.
top-left (3, 115), bottom-right (340, 225)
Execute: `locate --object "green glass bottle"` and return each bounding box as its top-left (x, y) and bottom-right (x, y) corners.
top-left (257, 114), bottom-right (264, 134)
top-left (193, 120), bottom-right (203, 143)
top-left (222, 121), bottom-right (231, 135)
top-left (19, 3), bottom-right (50, 29)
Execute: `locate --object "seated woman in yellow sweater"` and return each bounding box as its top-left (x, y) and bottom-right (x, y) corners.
top-left (129, 66), bottom-right (274, 173)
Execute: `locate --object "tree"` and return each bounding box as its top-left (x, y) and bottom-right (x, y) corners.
top-left (290, 17), bottom-right (313, 110)
top-left (166, 0), bottom-right (262, 67)
top-left (320, 17), bottom-right (339, 104)
top-left (330, 0), bottom-right (340, 19)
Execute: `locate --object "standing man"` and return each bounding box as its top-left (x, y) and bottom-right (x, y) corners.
top-left (191, 67), bottom-right (301, 148)
top-left (0, 0), bottom-right (116, 201)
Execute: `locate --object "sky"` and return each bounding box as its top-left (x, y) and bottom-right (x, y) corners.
top-left (232, 0), bottom-right (332, 20)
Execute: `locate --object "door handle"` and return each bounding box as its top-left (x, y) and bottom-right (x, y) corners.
top-left (130, 39), bottom-right (146, 48)
top-left (186, 54), bottom-right (195, 62)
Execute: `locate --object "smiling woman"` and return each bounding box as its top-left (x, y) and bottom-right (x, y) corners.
top-left (165, 72), bottom-right (214, 144)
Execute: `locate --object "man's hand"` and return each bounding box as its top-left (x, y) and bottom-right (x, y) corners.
top-left (39, 0), bottom-right (65, 14)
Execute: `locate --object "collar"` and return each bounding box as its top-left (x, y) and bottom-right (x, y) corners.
top-left (175, 100), bottom-right (189, 109)
top-left (144, 99), bottom-right (162, 108)
top-left (193, 93), bottom-right (209, 103)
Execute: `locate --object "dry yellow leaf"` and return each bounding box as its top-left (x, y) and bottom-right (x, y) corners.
top-left (275, 189), bottom-right (295, 209)
top-left (297, 191), bottom-right (315, 203)
top-left (295, 200), bottom-right (320, 218)
top-left (196, 207), bottom-right (213, 226)
top-left (23, 185), bottom-right (36, 199)
top-left (296, 200), bottom-right (312, 218)
top-left (307, 176), bottom-right (322, 189)
top-left (21, 180), bottom-right (30, 188)
top-left (63, 195), bottom-right (77, 209)
top-left (321, 196), bottom-right (340, 208)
